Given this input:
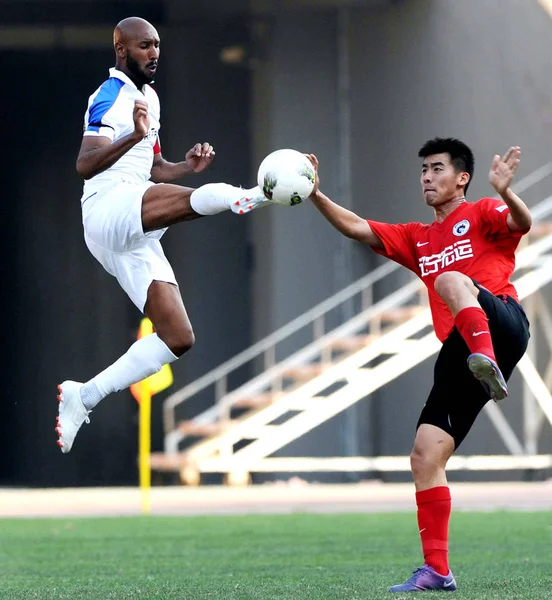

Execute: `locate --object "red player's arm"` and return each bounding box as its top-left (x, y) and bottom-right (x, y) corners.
top-left (309, 189), bottom-right (384, 249)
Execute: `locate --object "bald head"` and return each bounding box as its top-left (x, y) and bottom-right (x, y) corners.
top-left (113, 16), bottom-right (160, 87)
top-left (114, 16), bottom-right (157, 47)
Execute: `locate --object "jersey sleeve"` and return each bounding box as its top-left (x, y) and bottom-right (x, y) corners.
top-left (84, 102), bottom-right (120, 140)
top-left (477, 197), bottom-right (526, 240)
top-left (83, 79), bottom-right (125, 141)
top-left (367, 220), bottom-right (421, 272)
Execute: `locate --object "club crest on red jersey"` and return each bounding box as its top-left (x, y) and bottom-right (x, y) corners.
top-left (453, 219), bottom-right (470, 236)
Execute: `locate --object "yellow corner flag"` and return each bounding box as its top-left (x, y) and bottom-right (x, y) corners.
top-left (130, 318), bottom-right (173, 401)
top-left (130, 318), bottom-right (174, 514)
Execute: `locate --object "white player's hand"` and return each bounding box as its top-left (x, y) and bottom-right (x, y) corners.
top-left (133, 100), bottom-right (150, 139)
top-left (186, 142), bottom-right (216, 173)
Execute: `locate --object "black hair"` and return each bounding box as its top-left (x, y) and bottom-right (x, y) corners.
top-left (418, 137), bottom-right (474, 194)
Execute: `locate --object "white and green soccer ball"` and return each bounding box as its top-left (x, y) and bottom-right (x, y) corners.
top-left (257, 148), bottom-right (316, 206)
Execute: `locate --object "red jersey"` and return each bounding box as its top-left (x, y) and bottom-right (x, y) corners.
top-left (368, 198), bottom-right (525, 342)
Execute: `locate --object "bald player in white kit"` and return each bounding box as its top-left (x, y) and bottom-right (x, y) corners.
top-left (56, 16), bottom-right (272, 453)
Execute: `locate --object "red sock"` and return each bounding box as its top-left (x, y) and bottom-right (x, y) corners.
top-left (454, 307), bottom-right (496, 361)
top-left (416, 486), bottom-right (451, 576)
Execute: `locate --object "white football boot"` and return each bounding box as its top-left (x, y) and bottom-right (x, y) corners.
top-left (230, 186), bottom-right (273, 214)
top-left (56, 380), bottom-right (90, 453)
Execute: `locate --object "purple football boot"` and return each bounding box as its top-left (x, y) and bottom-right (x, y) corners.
top-left (467, 353), bottom-right (508, 401)
top-left (389, 564), bottom-right (457, 592)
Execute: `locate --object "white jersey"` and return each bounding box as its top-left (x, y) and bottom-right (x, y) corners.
top-left (81, 67), bottom-right (161, 201)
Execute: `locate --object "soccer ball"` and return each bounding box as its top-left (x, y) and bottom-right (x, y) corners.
top-left (257, 149), bottom-right (316, 206)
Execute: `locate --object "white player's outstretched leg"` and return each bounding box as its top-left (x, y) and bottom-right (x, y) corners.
top-left (190, 183), bottom-right (272, 216)
top-left (56, 381), bottom-right (90, 453)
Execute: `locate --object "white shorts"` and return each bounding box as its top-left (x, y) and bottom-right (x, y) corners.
top-left (81, 180), bottom-right (177, 312)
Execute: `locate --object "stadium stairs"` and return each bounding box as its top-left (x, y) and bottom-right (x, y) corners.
top-left (151, 165), bottom-right (552, 485)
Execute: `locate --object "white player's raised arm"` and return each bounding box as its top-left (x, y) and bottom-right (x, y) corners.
top-left (77, 100), bottom-right (148, 179)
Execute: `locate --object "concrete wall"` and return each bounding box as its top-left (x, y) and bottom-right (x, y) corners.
top-left (248, 0), bottom-right (552, 476)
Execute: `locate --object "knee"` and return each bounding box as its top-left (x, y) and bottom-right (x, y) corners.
top-left (162, 328), bottom-right (195, 357)
top-left (410, 446), bottom-right (432, 480)
top-left (410, 446), bottom-right (442, 482)
top-left (434, 271), bottom-right (463, 300)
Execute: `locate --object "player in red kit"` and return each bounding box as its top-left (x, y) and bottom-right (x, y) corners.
top-left (306, 138), bottom-right (531, 592)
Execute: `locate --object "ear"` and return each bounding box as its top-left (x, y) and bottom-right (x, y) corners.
top-left (114, 42), bottom-right (126, 59)
top-left (458, 171), bottom-right (470, 188)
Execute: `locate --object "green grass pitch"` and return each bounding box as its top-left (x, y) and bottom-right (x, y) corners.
top-left (0, 512), bottom-right (550, 599)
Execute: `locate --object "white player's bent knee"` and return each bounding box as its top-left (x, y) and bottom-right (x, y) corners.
top-left (163, 330), bottom-right (195, 357)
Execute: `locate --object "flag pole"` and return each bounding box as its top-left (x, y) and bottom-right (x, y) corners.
top-left (138, 379), bottom-right (152, 515)
top-left (131, 317), bottom-right (174, 516)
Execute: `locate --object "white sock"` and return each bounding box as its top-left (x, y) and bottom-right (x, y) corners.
top-left (80, 333), bottom-right (178, 410)
top-left (190, 183), bottom-right (260, 215)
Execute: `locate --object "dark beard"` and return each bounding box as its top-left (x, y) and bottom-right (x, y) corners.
top-left (126, 52), bottom-right (154, 86)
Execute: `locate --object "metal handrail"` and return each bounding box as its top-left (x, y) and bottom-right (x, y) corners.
top-left (162, 261), bottom-right (400, 430)
top-left (168, 232), bottom-right (552, 458)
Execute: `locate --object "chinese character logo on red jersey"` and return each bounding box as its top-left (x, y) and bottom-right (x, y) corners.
top-left (419, 240), bottom-right (474, 276)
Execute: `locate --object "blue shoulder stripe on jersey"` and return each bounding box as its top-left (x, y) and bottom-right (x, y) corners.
top-left (87, 77), bottom-right (125, 129)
